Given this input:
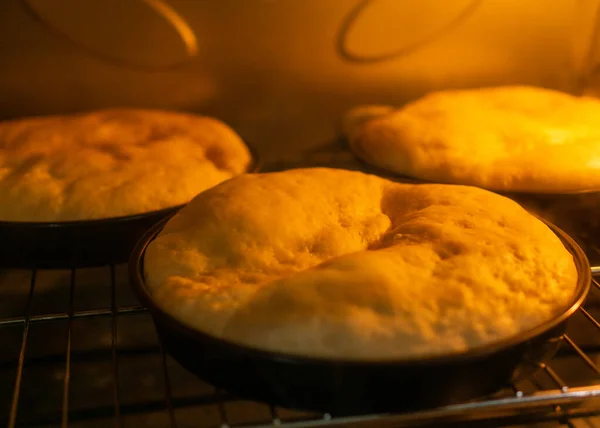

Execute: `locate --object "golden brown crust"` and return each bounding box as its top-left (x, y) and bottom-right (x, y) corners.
top-left (347, 86), bottom-right (600, 193)
top-left (0, 109), bottom-right (252, 221)
top-left (144, 167), bottom-right (578, 360)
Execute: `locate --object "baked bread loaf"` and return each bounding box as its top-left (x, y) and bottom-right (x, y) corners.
top-left (345, 86), bottom-right (600, 193)
top-left (0, 109), bottom-right (252, 222)
top-left (144, 167), bottom-right (578, 360)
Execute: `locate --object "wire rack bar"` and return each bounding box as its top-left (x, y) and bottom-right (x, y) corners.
top-left (276, 387), bottom-right (600, 428)
top-left (244, 407), bottom-right (600, 428)
top-left (60, 269), bottom-right (76, 428)
top-left (563, 334), bottom-right (600, 375)
top-left (0, 305), bottom-right (147, 327)
top-left (216, 388), bottom-right (231, 428)
top-left (109, 264), bottom-right (122, 428)
top-left (580, 307), bottom-right (600, 330)
top-left (159, 342), bottom-right (178, 428)
top-left (1, 394), bottom-right (219, 428)
top-left (270, 405), bottom-right (281, 426)
top-left (543, 365), bottom-right (568, 391)
top-left (7, 269), bottom-right (36, 428)
top-left (0, 347), bottom-right (159, 374)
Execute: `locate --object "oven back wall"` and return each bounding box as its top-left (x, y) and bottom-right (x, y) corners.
top-left (0, 0), bottom-right (598, 162)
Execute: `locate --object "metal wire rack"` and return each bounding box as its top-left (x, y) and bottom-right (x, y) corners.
top-left (2, 254), bottom-right (600, 427)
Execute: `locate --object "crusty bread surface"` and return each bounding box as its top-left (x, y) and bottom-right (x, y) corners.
top-left (144, 167), bottom-right (578, 360)
top-left (346, 86), bottom-right (600, 193)
top-left (0, 109), bottom-right (252, 221)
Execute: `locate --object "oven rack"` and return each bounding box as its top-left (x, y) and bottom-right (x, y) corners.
top-left (1, 261), bottom-right (600, 428)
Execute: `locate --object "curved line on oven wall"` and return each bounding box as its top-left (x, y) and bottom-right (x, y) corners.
top-left (336, 0), bottom-right (484, 64)
top-left (141, 0), bottom-right (198, 58)
top-left (18, 0), bottom-right (198, 72)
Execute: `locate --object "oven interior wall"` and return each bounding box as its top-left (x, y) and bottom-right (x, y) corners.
top-left (0, 0), bottom-right (599, 164)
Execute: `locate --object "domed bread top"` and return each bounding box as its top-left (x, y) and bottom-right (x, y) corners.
top-left (144, 167), bottom-right (578, 360)
top-left (346, 86), bottom-right (600, 193)
top-left (0, 108), bottom-right (252, 221)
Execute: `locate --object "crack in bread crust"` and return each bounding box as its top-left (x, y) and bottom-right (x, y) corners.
top-left (144, 168), bottom-right (578, 360)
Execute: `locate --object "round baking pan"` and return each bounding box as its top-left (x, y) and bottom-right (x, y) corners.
top-left (0, 146), bottom-right (261, 269)
top-left (129, 216), bottom-right (591, 416)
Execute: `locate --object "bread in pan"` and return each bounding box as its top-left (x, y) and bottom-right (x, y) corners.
top-left (0, 109), bottom-right (252, 222)
top-left (345, 86), bottom-right (600, 193)
top-left (143, 167), bottom-right (578, 360)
